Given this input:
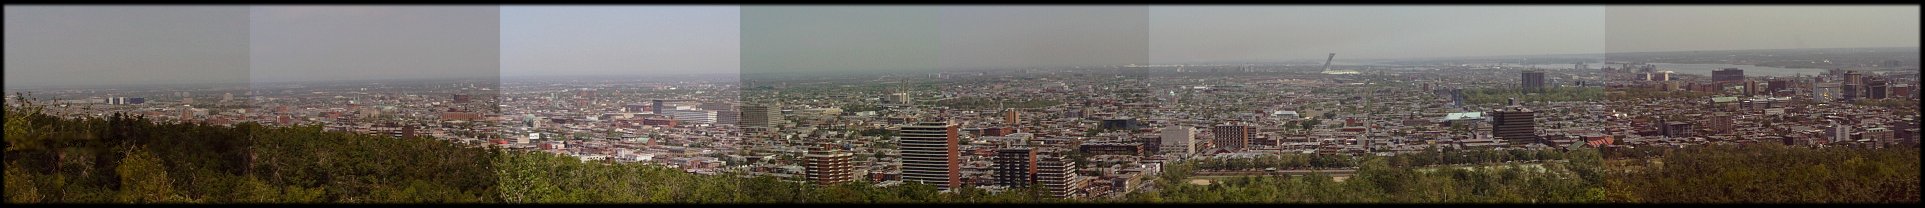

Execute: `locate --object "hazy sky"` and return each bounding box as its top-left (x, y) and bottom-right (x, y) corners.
top-left (249, 6), bottom-right (499, 84)
top-left (742, 6), bottom-right (1151, 74)
top-left (501, 6), bottom-right (739, 77)
top-left (1151, 6), bottom-right (1610, 63)
top-left (741, 6), bottom-right (940, 74)
top-left (939, 6), bottom-right (1149, 69)
top-left (1605, 6), bottom-right (1920, 53)
top-left (4, 6), bottom-right (249, 88)
top-left (5, 5), bottom-right (1918, 88)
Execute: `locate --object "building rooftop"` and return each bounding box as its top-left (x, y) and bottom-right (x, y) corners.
top-left (1444, 112), bottom-right (1484, 121)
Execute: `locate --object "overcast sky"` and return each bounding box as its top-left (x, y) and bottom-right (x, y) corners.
top-left (740, 6), bottom-right (939, 75)
top-left (1151, 6), bottom-right (1610, 63)
top-left (501, 6), bottom-right (739, 78)
top-left (742, 6), bottom-right (1151, 74)
top-left (5, 6), bottom-right (249, 88)
top-left (940, 6), bottom-right (1150, 69)
top-left (249, 6), bottom-right (499, 84)
top-left (5, 5), bottom-right (1918, 88)
top-left (1605, 6), bottom-right (1920, 53)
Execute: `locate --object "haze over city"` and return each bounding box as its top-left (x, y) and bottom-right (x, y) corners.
top-left (7, 5), bottom-right (1918, 88)
top-left (3, 5), bottom-right (1919, 204)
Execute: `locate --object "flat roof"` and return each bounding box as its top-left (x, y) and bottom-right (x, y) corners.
top-left (1444, 112), bottom-right (1483, 120)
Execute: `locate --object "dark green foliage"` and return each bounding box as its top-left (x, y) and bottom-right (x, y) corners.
top-left (1, 104), bottom-right (1082, 203)
top-left (1151, 150), bottom-right (1606, 203)
top-left (1147, 144), bottom-right (1916, 203)
top-left (4, 101), bottom-right (500, 203)
top-left (1604, 143), bottom-right (1920, 203)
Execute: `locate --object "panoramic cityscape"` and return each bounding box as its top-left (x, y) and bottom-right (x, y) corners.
top-left (3, 5), bottom-right (1918, 204)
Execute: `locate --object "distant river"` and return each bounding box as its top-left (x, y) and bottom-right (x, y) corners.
top-left (1647, 63), bottom-right (1829, 77)
top-left (1386, 61), bottom-right (1831, 77)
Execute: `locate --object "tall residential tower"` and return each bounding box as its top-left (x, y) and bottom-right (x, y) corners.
top-left (898, 121), bottom-right (962, 190)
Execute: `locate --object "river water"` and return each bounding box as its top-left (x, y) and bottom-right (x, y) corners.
top-left (1490, 62), bottom-right (1828, 77)
top-left (1646, 63), bottom-right (1830, 77)
top-left (1377, 61), bottom-right (1834, 78)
